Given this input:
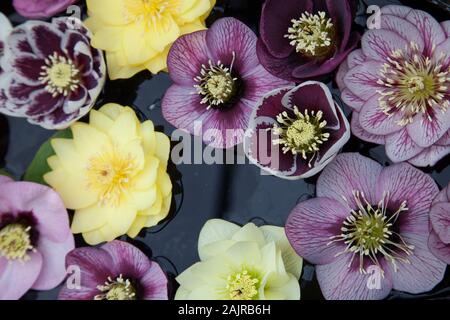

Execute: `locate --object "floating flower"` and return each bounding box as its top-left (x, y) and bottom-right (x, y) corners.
top-left (257, 0), bottom-right (360, 82)
top-left (162, 17), bottom-right (292, 149)
top-left (175, 219), bottom-right (302, 300)
top-left (85, 0), bottom-right (216, 79)
top-left (59, 240), bottom-right (168, 300)
top-left (0, 175), bottom-right (74, 300)
top-left (13, 0), bottom-right (78, 19)
top-left (244, 81), bottom-right (350, 179)
top-left (428, 182), bottom-right (450, 264)
top-left (43, 104), bottom-right (172, 245)
top-left (0, 17), bottom-right (106, 129)
top-left (336, 5), bottom-right (450, 167)
top-left (286, 153), bottom-right (446, 300)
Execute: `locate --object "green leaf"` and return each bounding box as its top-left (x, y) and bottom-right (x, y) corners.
top-left (24, 128), bottom-right (72, 185)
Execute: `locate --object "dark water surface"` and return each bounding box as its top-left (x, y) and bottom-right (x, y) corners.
top-left (0, 0), bottom-right (449, 300)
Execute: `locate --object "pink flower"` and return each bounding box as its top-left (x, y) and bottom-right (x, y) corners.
top-left (428, 182), bottom-right (450, 265)
top-left (336, 5), bottom-right (450, 167)
top-left (13, 0), bottom-right (78, 19)
top-left (0, 175), bottom-right (74, 300)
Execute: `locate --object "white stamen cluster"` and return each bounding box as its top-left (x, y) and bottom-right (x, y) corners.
top-left (39, 52), bottom-right (80, 97)
top-left (327, 190), bottom-right (414, 275)
top-left (273, 107), bottom-right (329, 166)
top-left (376, 41), bottom-right (450, 126)
top-left (94, 274), bottom-right (136, 300)
top-left (285, 11), bottom-right (333, 56)
top-left (0, 223), bottom-right (35, 261)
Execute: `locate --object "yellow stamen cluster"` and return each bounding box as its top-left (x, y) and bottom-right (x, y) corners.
top-left (123, 0), bottom-right (179, 27)
top-left (226, 270), bottom-right (259, 300)
top-left (328, 191), bottom-right (414, 274)
top-left (39, 52), bottom-right (80, 97)
top-left (273, 107), bottom-right (329, 165)
top-left (376, 41), bottom-right (450, 126)
top-left (194, 55), bottom-right (238, 110)
top-left (86, 149), bottom-right (139, 207)
top-left (285, 11), bottom-right (334, 56)
top-left (95, 274), bottom-right (136, 300)
top-left (0, 223), bottom-right (34, 261)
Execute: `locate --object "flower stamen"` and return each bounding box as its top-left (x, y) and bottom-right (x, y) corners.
top-left (94, 274), bottom-right (136, 300)
top-left (226, 270), bottom-right (259, 300)
top-left (39, 52), bottom-right (80, 97)
top-left (0, 223), bottom-right (34, 261)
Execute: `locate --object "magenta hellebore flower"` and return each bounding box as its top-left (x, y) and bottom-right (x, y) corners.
top-left (286, 153), bottom-right (446, 300)
top-left (0, 17), bottom-right (106, 129)
top-left (13, 0), bottom-right (78, 19)
top-left (244, 81), bottom-right (350, 179)
top-left (59, 240), bottom-right (168, 300)
top-left (257, 0), bottom-right (360, 82)
top-left (336, 5), bottom-right (450, 167)
top-left (428, 182), bottom-right (450, 265)
top-left (162, 17), bottom-right (292, 149)
top-left (0, 175), bottom-right (74, 300)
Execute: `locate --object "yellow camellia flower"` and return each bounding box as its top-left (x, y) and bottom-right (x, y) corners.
top-left (44, 104), bottom-right (172, 245)
top-left (85, 0), bottom-right (216, 79)
top-left (175, 219), bottom-right (303, 300)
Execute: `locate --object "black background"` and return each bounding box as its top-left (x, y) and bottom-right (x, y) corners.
top-left (0, 0), bottom-right (449, 300)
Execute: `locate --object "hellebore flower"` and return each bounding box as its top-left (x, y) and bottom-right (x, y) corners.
top-left (13, 0), bottom-right (78, 19)
top-left (59, 240), bottom-right (168, 300)
top-left (162, 17), bottom-right (292, 149)
top-left (0, 175), bottom-right (74, 300)
top-left (336, 5), bottom-right (450, 167)
top-left (257, 0), bottom-right (360, 82)
top-left (286, 153), bottom-right (446, 300)
top-left (244, 81), bottom-right (350, 180)
top-left (43, 104), bottom-right (172, 245)
top-left (85, 0), bottom-right (216, 79)
top-left (0, 17), bottom-right (106, 129)
top-left (175, 219), bottom-right (302, 300)
top-left (428, 182), bottom-right (450, 264)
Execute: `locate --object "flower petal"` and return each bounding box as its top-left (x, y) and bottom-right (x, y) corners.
top-left (351, 112), bottom-right (385, 144)
top-left (343, 61), bottom-right (383, 98)
top-left (361, 29), bottom-right (408, 62)
top-left (385, 128), bottom-right (424, 163)
top-left (359, 95), bottom-right (403, 135)
top-left (408, 145), bottom-right (450, 167)
top-left (140, 261), bottom-right (168, 300)
top-left (198, 219), bottom-right (240, 260)
top-left (407, 110), bottom-right (450, 148)
top-left (428, 230), bottom-right (450, 265)
top-left (430, 202), bottom-right (450, 244)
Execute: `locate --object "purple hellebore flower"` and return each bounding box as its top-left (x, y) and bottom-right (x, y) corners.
top-left (58, 240), bottom-right (168, 300)
top-left (0, 17), bottom-right (106, 129)
top-left (13, 0), bottom-right (78, 19)
top-left (336, 5), bottom-right (450, 167)
top-left (0, 175), bottom-right (74, 300)
top-left (285, 153), bottom-right (447, 300)
top-left (243, 81), bottom-right (350, 180)
top-left (257, 0), bottom-right (360, 82)
top-left (162, 17), bottom-right (292, 149)
top-left (428, 182), bottom-right (450, 265)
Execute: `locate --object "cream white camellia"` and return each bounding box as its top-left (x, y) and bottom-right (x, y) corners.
top-left (175, 219), bottom-right (303, 300)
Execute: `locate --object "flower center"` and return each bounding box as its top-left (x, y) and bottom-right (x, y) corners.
top-left (95, 275), bottom-right (136, 300)
top-left (124, 0), bottom-right (178, 26)
top-left (226, 270), bottom-right (259, 300)
top-left (273, 107), bottom-right (330, 165)
top-left (39, 52), bottom-right (80, 97)
top-left (328, 191), bottom-right (414, 274)
top-left (194, 55), bottom-right (238, 110)
top-left (285, 11), bottom-right (334, 57)
top-left (376, 42), bottom-right (450, 126)
top-left (0, 223), bottom-right (34, 261)
top-left (86, 149), bottom-right (139, 207)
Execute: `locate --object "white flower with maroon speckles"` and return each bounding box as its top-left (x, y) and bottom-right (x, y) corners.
top-left (0, 17), bottom-right (106, 129)
top-left (336, 5), bottom-right (450, 167)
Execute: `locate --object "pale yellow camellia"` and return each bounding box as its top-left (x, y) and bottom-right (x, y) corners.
top-left (44, 104), bottom-right (172, 245)
top-left (175, 219), bottom-right (303, 300)
top-left (85, 0), bottom-right (216, 79)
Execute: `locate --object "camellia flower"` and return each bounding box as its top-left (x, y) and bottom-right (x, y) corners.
top-left (257, 0), bottom-right (360, 82)
top-left (13, 0), bottom-right (78, 19)
top-left (0, 17), bottom-right (106, 129)
top-left (43, 104), bottom-right (172, 245)
top-left (336, 5), bottom-right (450, 167)
top-left (0, 175), bottom-right (74, 300)
top-left (162, 17), bottom-right (292, 149)
top-left (244, 81), bottom-right (350, 180)
top-left (175, 219), bottom-right (302, 300)
top-left (59, 240), bottom-right (168, 300)
top-left (428, 182), bottom-right (450, 264)
top-left (85, 0), bottom-right (216, 79)
top-left (286, 153), bottom-right (446, 300)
